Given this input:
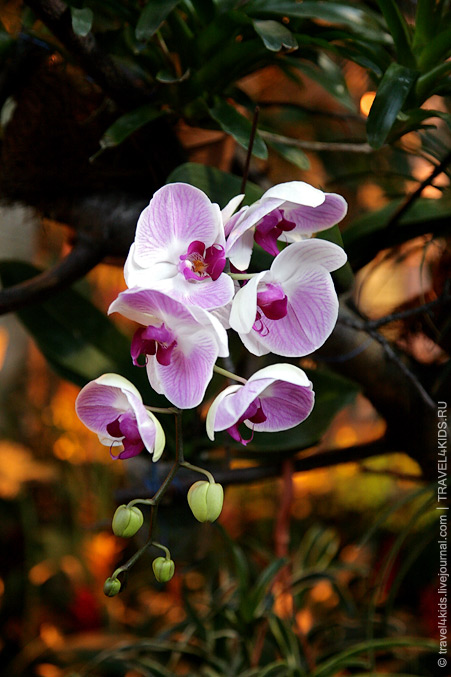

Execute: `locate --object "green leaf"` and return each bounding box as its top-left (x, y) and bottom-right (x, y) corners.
top-left (209, 98), bottom-right (268, 160)
top-left (287, 53), bottom-right (355, 111)
top-left (135, 0), bottom-right (182, 41)
top-left (0, 261), bottom-right (161, 402)
top-left (253, 19), bottom-right (298, 52)
top-left (313, 637), bottom-right (438, 677)
top-left (245, 1), bottom-right (389, 44)
top-left (71, 7), bottom-right (94, 37)
top-left (98, 104), bottom-right (163, 150)
top-left (266, 136), bottom-right (310, 170)
top-left (375, 0), bottom-right (414, 67)
top-left (366, 62), bottom-right (417, 148)
top-left (166, 162), bottom-right (263, 207)
top-left (241, 558), bottom-right (287, 622)
top-left (156, 68), bottom-right (190, 83)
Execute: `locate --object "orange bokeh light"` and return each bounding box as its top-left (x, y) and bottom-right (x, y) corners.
top-left (360, 91), bottom-right (376, 117)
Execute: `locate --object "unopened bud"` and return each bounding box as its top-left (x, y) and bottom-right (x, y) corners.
top-left (187, 480), bottom-right (224, 523)
top-left (103, 577), bottom-right (121, 597)
top-left (112, 504), bottom-right (144, 538)
top-left (152, 556), bottom-right (175, 583)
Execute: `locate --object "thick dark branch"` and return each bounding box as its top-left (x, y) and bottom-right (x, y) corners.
top-left (0, 239), bottom-right (104, 315)
top-left (315, 305), bottom-right (446, 477)
top-left (115, 439), bottom-right (394, 501)
top-left (24, 0), bottom-right (154, 109)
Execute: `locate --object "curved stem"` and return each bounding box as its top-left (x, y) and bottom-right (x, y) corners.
top-left (213, 364), bottom-right (247, 384)
top-left (152, 541), bottom-right (171, 559)
top-left (181, 461), bottom-right (216, 484)
top-left (228, 272), bottom-right (260, 280)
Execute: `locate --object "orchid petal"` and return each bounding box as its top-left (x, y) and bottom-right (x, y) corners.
top-left (229, 272), bottom-right (267, 334)
top-left (222, 194), bottom-right (245, 231)
top-left (271, 239), bottom-right (347, 280)
top-left (133, 183), bottom-right (223, 267)
top-left (207, 364), bottom-right (314, 440)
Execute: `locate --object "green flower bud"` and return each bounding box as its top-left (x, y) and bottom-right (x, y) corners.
top-left (103, 577), bottom-right (121, 597)
top-left (187, 480), bottom-right (224, 523)
top-left (152, 556), bottom-right (175, 583)
top-left (112, 504), bottom-right (144, 538)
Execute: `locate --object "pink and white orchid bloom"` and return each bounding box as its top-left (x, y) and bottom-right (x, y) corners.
top-left (124, 182), bottom-right (235, 310)
top-left (108, 289), bottom-right (229, 409)
top-left (226, 181), bottom-right (348, 270)
top-left (229, 239), bottom-right (347, 357)
top-left (75, 373), bottom-right (165, 460)
top-left (206, 364), bottom-right (314, 445)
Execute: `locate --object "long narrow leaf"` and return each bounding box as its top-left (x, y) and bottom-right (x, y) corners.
top-left (366, 62), bottom-right (417, 148)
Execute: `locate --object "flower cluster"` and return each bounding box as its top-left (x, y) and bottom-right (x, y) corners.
top-left (77, 180), bottom-right (346, 449)
top-left (75, 180), bottom-right (347, 590)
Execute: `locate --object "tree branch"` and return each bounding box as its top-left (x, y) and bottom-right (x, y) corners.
top-left (315, 304), bottom-right (445, 477)
top-left (0, 238), bottom-right (104, 315)
top-left (259, 130), bottom-right (373, 153)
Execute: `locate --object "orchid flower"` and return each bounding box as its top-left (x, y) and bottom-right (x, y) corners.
top-left (75, 374), bottom-right (165, 460)
top-left (108, 288), bottom-right (229, 409)
top-left (206, 364), bottom-right (314, 445)
top-left (226, 181), bottom-right (347, 270)
top-left (124, 182), bottom-right (235, 310)
top-left (229, 239), bottom-right (347, 357)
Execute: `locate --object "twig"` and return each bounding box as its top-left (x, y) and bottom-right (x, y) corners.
top-left (339, 314), bottom-right (437, 411)
top-left (0, 239), bottom-right (104, 316)
top-left (259, 130), bottom-right (373, 153)
top-left (363, 279), bottom-right (451, 331)
top-left (385, 149), bottom-right (451, 229)
top-left (241, 106), bottom-right (260, 194)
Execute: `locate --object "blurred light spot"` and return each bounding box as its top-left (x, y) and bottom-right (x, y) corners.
top-left (0, 442), bottom-right (56, 499)
top-left (29, 561), bottom-right (55, 586)
top-left (274, 585), bottom-right (293, 619)
top-left (235, 34), bottom-right (243, 42)
top-left (35, 664), bottom-right (63, 677)
top-left (39, 623), bottom-right (64, 648)
top-left (0, 577), bottom-right (4, 597)
top-left (360, 91), bottom-right (376, 117)
top-left (357, 182), bottom-right (388, 210)
top-left (0, 327), bottom-right (9, 370)
top-left (340, 544), bottom-right (362, 563)
top-left (292, 495), bottom-right (312, 519)
top-left (310, 580), bottom-right (333, 602)
top-left (335, 425), bottom-right (358, 448)
top-left (60, 555), bottom-right (83, 581)
top-left (282, 16), bottom-right (290, 24)
top-left (296, 608), bottom-right (313, 634)
top-left (184, 571), bottom-right (205, 591)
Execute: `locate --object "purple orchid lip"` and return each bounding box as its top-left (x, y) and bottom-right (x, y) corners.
top-left (106, 411), bottom-right (144, 459)
top-left (254, 209), bottom-right (296, 257)
top-left (179, 240), bottom-right (226, 282)
top-left (226, 397), bottom-right (267, 445)
top-left (131, 324), bottom-right (177, 367)
top-left (256, 283), bottom-right (288, 321)
top-left (75, 373), bottom-right (166, 462)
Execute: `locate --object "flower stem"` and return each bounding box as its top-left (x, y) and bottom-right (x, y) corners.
top-left (181, 460), bottom-right (215, 484)
top-left (228, 272), bottom-right (260, 280)
top-left (213, 364), bottom-right (247, 384)
top-left (145, 405), bottom-right (179, 415)
top-left (152, 541), bottom-right (171, 559)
